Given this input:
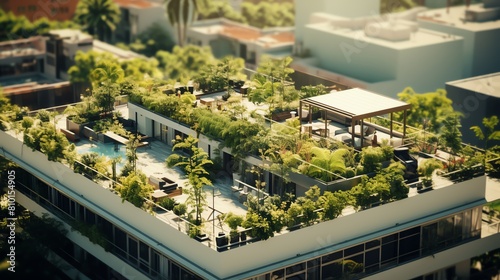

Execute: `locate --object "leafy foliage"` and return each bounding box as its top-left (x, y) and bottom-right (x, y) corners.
top-left (396, 87), bottom-right (454, 134)
top-left (157, 45), bottom-right (214, 80)
top-left (249, 56), bottom-right (298, 114)
top-left (74, 0), bottom-right (121, 41)
top-left (439, 112), bottom-right (463, 154)
top-left (194, 56), bottom-right (245, 93)
top-left (470, 116), bottom-right (500, 150)
top-left (68, 50), bottom-right (118, 86)
top-left (118, 171), bottom-right (151, 207)
top-left (0, 10), bottom-right (79, 41)
top-left (0, 88), bottom-right (28, 130)
top-left (241, 1), bottom-right (295, 28)
top-left (300, 148), bottom-right (348, 182)
top-left (23, 121), bottom-right (76, 163)
top-left (166, 135), bottom-right (213, 225)
top-left (74, 152), bottom-right (110, 180)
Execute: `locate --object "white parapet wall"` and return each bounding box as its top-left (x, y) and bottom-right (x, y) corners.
top-left (0, 129), bottom-right (489, 279)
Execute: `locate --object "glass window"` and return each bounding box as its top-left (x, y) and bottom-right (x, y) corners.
top-left (399, 233), bottom-right (420, 263)
top-left (381, 240), bottom-right (398, 266)
top-left (286, 262), bottom-right (305, 275)
top-left (382, 233), bottom-right (398, 244)
top-left (365, 248), bottom-right (380, 268)
top-left (85, 209), bottom-right (96, 225)
top-left (270, 269), bottom-right (284, 280)
top-left (422, 223), bottom-right (438, 254)
top-left (128, 238), bottom-right (138, 262)
top-left (472, 207), bottom-right (482, 237)
top-left (322, 261), bottom-right (342, 279)
top-left (139, 241), bottom-right (149, 262)
top-left (400, 226), bottom-right (420, 238)
top-left (365, 239), bottom-right (380, 250)
top-left (171, 262), bottom-right (180, 280)
top-left (437, 217), bottom-right (454, 246)
top-left (463, 209), bottom-right (472, 239)
top-left (307, 258), bottom-right (320, 268)
top-left (306, 266), bottom-right (320, 280)
top-left (286, 272), bottom-right (305, 280)
top-left (322, 251), bottom-right (342, 264)
top-left (151, 251), bottom-right (160, 277)
top-left (344, 244), bottom-right (364, 257)
top-left (344, 254), bottom-right (363, 274)
top-left (454, 212), bottom-right (463, 241)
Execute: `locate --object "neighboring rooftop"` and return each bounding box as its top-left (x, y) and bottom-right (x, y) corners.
top-left (92, 40), bottom-right (145, 60)
top-left (113, 0), bottom-right (161, 8)
top-left (0, 36), bottom-right (46, 59)
top-left (418, 2), bottom-right (500, 31)
top-left (190, 19), bottom-right (295, 47)
top-left (446, 72), bottom-right (500, 98)
top-left (306, 12), bottom-right (463, 50)
top-left (48, 29), bottom-right (93, 44)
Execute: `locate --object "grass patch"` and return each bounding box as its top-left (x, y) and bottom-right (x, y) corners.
top-left (488, 200), bottom-right (500, 212)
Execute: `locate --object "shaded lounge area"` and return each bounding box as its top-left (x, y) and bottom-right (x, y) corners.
top-left (299, 88), bottom-right (412, 148)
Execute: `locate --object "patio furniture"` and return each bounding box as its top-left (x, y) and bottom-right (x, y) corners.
top-left (239, 186), bottom-right (248, 203)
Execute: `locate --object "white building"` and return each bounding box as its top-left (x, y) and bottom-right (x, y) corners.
top-left (446, 72), bottom-right (500, 147)
top-left (417, 1), bottom-right (500, 78)
top-left (113, 0), bottom-right (174, 44)
top-left (187, 18), bottom-right (295, 67)
top-left (292, 0), bottom-right (500, 98)
top-left (2, 87), bottom-right (500, 278)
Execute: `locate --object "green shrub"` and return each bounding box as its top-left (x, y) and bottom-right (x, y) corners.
top-left (173, 203), bottom-right (187, 216)
top-left (159, 197), bottom-right (176, 211)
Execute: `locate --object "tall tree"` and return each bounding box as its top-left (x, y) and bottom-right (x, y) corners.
top-left (164, 0), bottom-right (205, 46)
top-left (471, 116), bottom-right (500, 150)
top-left (166, 135), bottom-right (213, 225)
top-left (90, 61), bottom-right (124, 116)
top-left (74, 0), bottom-right (121, 41)
top-left (250, 56), bottom-right (296, 113)
top-left (439, 112), bottom-right (463, 154)
top-left (396, 87), bottom-right (454, 134)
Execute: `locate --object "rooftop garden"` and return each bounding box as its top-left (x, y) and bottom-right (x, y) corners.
top-left (1, 50), bottom-right (499, 250)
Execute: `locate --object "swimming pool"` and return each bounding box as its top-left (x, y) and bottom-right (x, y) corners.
top-left (76, 143), bottom-right (127, 171)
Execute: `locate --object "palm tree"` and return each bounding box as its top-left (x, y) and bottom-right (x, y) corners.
top-left (164, 0), bottom-right (206, 46)
top-left (74, 0), bottom-right (121, 41)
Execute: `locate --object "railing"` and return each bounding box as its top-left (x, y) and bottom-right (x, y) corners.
top-left (484, 221), bottom-right (500, 236)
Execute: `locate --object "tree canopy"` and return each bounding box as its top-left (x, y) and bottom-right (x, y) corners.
top-left (0, 10), bottom-right (79, 41)
top-left (396, 87), bottom-right (455, 134)
top-left (74, 0), bottom-right (121, 41)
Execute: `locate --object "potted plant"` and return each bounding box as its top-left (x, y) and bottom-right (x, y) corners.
top-left (216, 232), bottom-right (229, 251)
top-left (418, 158), bottom-right (443, 188)
top-left (225, 213), bottom-right (244, 245)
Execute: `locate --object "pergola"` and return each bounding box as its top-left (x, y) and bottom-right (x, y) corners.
top-left (299, 88), bottom-right (412, 148)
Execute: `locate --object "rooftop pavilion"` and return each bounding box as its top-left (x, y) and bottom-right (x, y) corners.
top-left (300, 88), bottom-right (411, 148)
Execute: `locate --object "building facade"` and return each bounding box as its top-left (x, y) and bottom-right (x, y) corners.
top-left (187, 18), bottom-right (294, 67)
top-left (292, 0), bottom-right (500, 98)
top-left (0, 0), bottom-right (78, 22)
top-left (446, 72), bottom-right (500, 148)
top-left (112, 0), bottom-right (174, 44)
top-left (2, 95), bottom-right (500, 278)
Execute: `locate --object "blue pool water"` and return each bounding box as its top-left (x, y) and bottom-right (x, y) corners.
top-left (78, 143), bottom-right (127, 159)
top-left (77, 143), bottom-right (127, 172)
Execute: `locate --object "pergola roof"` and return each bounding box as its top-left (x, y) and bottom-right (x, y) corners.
top-left (302, 88), bottom-right (411, 121)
